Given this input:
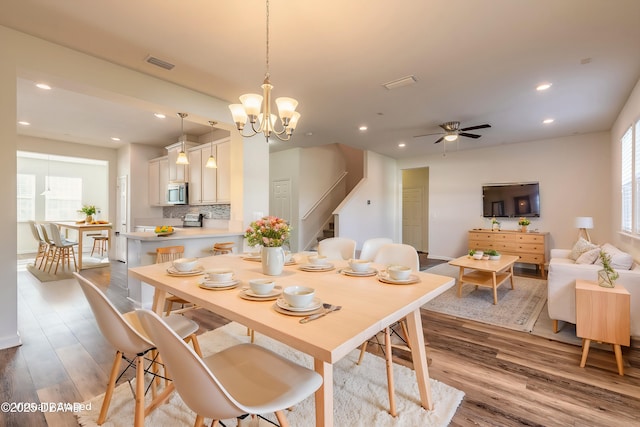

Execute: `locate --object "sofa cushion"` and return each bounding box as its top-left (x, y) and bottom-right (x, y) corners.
top-left (594, 243), bottom-right (634, 270)
top-left (569, 237), bottom-right (599, 260)
top-left (575, 247), bottom-right (600, 264)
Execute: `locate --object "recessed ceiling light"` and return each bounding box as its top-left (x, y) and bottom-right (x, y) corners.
top-left (542, 118), bottom-right (554, 124)
top-left (35, 83), bottom-right (51, 90)
top-left (154, 113), bottom-right (166, 119)
top-left (305, 132), bottom-right (313, 136)
top-left (398, 143), bottom-right (406, 148)
top-left (111, 137), bottom-right (121, 141)
top-left (536, 83), bottom-right (552, 91)
top-left (382, 75), bottom-right (417, 90)
top-left (18, 121), bottom-right (30, 126)
top-left (359, 125), bottom-right (368, 131)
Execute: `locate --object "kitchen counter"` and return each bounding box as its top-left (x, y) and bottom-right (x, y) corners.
top-left (122, 228), bottom-right (244, 241)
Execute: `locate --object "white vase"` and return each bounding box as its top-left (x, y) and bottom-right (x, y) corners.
top-left (261, 246), bottom-right (285, 276)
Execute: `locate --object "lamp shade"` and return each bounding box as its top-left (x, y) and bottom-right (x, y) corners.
top-left (574, 216), bottom-right (594, 229)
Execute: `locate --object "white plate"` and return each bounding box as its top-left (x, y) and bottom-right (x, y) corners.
top-left (166, 265), bottom-right (204, 276)
top-left (272, 303), bottom-right (324, 317)
top-left (242, 254), bottom-right (262, 262)
top-left (241, 286), bottom-right (282, 299)
top-left (198, 280), bottom-right (240, 291)
top-left (299, 263), bottom-right (335, 272)
top-left (341, 267), bottom-right (378, 277)
top-left (198, 278), bottom-right (240, 288)
top-left (377, 271), bottom-right (420, 285)
top-left (276, 297), bottom-right (323, 312)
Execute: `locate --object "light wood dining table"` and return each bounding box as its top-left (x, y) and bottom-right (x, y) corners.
top-left (54, 221), bottom-right (112, 270)
top-left (128, 254), bottom-right (455, 426)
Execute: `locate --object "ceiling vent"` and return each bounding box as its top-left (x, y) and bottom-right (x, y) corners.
top-left (382, 75), bottom-right (417, 90)
top-left (145, 55), bottom-right (175, 71)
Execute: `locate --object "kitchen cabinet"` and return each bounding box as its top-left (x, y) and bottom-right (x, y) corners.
top-left (187, 137), bottom-right (230, 205)
top-left (166, 140), bottom-right (198, 183)
top-left (216, 139), bottom-right (231, 202)
top-left (148, 156), bottom-right (169, 206)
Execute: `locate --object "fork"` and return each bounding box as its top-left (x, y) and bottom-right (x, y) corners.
top-left (299, 303), bottom-right (342, 323)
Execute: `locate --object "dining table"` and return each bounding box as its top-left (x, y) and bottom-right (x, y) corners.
top-left (128, 253), bottom-right (455, 426)
top-left (54, 221), bottom-right (112, 270)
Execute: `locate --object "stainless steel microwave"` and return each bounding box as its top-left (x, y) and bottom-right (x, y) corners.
top-left (167, 182), bottom-right (188, 205)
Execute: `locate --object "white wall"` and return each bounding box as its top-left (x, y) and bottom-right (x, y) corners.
top-left (398, 132), bottom-right (611, 260)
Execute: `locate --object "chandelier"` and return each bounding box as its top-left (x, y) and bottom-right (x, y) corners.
top-left (228, 0), bottom-right (300, 143)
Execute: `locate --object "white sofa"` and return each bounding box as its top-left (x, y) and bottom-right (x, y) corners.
top-left (547, 248), bottom-right (640, 338)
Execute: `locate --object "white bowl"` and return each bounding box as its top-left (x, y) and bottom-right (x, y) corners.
top-left (172, 258), bottom-right (197, 272)
top-left (283, 286), bottom-right (315, 308)
top-left (348, 259), bottom-right (371, 272)
top-left (205, 268), bottom-right (234, 282)
top-left (249, 278), bottom-right (275, 295)
top-left (387, 265), bottom-right (412, 281)
top-left (472, 253), bottom-right (483, 260)
top-left (308, 255), bottom-right (329, 266)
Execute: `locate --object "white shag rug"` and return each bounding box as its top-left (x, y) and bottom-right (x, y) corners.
top-left (77, 322), bottom-right (464, 427)
top-left (423, 263), bottom-right (547, 332)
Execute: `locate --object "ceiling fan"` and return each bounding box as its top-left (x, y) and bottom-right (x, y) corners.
top-left (414, 121), bottom-right (491, 144)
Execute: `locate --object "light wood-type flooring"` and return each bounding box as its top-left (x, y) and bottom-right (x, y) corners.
top-left (2, 258), bottom-right (639, 426)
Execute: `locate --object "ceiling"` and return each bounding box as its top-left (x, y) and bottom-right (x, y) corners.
top-left (3, 0), bottom-right (640, 159)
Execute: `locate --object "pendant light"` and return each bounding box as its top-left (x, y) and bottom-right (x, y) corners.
top-left (40, 155), bottom-right (51, 196)
top-left (176, 112), bottom-right (189, 165)
top-left (205, 120), bottom-right (218, 169)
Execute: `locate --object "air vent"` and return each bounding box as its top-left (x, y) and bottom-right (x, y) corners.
top-left (382, 75), bottom-right (417, 90)
top-left (145, 55), bottom-right (175, 70)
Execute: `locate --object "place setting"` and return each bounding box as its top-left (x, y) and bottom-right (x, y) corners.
top-left (166, 257), bottom-right (205, 277)
top-left (339, 259), bottom-right (378, 277)
top-left (377, 264), bottom-right (420, 285)
top-left (272, 286), bottom-right (325, 316)
top-left (198, 268), bottom-right (240, 290)
top-left (298, 255), bottom-right (335, 272)
top-left (238, 278), bottom-right (282, 301)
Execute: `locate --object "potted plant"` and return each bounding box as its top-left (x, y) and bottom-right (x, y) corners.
top-left (79, 204), bottom-right (97, 223)
top-left (485, 249), bottom-right (501, 260)
top-left (491, 217), bottom-right (500, 231)
top-left (598, 250), bottom-right (619, 288)
top-left (245, 216), bottom-right (291, 275)
top-left (518, 217), bottom-right (530, 232)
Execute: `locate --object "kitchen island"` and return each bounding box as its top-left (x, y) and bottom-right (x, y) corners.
top-left (123, 227), bottom-right (245, 307)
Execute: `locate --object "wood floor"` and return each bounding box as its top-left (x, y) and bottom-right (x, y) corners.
top-left (2, 258), bottom-right (639, 426)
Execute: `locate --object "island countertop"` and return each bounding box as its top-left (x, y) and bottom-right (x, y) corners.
top-left (122, 228), bottom-right (244, 241)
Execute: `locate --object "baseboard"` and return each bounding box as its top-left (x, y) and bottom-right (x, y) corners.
top-left (0, 332), bottom-right (22, 350)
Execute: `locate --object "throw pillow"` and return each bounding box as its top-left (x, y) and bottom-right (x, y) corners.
top-left (594, 243), bottom-right (634, 270)
top-left (575, 247), bottom-right (600, 264)
top-left (569, 237), bottom-right (599, 260)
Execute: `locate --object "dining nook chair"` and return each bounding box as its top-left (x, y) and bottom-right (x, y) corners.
top-left (317, 237), bottom-right (357, 260)
top-left (359, 237), bottom-right (393, 261)
top-left (74, 273), bottom-right (201, 427)
top-left (156, 245), bottom-right (198, 316)
top-left (357, 243), bottom-right (421, 417)
top-left (135, 309), bottom-right (323, 427)
top-left (42, 222), bottom-right (78, 274)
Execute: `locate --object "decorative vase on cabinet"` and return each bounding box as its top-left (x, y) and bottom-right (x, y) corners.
top-left (261, 247), bottom-right (285, 276)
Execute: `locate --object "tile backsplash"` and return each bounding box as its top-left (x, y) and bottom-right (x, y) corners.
top-left (163, 204), bottom-right (230, 220)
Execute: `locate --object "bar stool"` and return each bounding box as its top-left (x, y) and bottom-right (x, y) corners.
top-left (213, 242), bottom-right (234, 255)
top-left (91, 235), bottom-right (109, 257)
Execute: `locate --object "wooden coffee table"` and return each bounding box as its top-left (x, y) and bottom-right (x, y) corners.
top-left (448, 255), bottom-right (519, 304)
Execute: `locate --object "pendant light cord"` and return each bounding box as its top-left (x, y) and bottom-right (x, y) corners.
top-left (265, 0), bottom-right (270, 78)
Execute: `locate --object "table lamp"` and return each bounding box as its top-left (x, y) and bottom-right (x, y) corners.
top-left (575, 217), bottom-right (594, 242)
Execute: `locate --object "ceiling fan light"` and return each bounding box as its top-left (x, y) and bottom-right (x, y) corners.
top-left (444, 134), bottom-right (458, 142)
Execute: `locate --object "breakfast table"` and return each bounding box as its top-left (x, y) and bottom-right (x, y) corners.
top-left (54, 221), bottom-right (112, 270)
top-left (128, 253), bottom-right (455, 426)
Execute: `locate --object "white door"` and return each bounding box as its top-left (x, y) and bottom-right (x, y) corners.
top-left (115, 175), bottom-right (128, 262)
top-left (272, 179), bottom-right (291, 221)
top-left (402, 188), bottom-right (423, 251)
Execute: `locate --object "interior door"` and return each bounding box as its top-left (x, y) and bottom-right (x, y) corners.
top-left (402, 188), bottom-right (423, 251)
top-left (115, 175), bottom-right (128, 262)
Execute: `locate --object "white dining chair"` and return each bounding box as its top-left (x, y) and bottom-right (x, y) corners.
top-left (318, 237), bottom-right (356, 260)
top-left (42, 222), bottom-right (78, 273)
top-left (74, 273), bottom-right (201, 427)
top-left (357, 243), bottom-right (421, 417)
top-left (135, 309), bottom-right (323, 427)
top-left (359, 237), bottom-right (393, 261)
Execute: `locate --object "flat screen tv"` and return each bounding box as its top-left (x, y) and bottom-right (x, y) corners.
top-left (482, 182), bottom-right (540, 218)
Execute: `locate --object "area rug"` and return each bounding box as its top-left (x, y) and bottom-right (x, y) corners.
top-left (26, 263), bottom-right (74, 282)
top-left (77, 322), bottom-right (464, 427)
top-left (423, 262), bottom-right (547, 332)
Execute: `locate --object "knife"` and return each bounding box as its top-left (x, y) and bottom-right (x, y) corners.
top-left (299, 304), bottom-right (342, 323)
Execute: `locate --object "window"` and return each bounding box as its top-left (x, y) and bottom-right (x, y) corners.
top-left (621, 119), bottom-right (640, 234)
top-left (44, 176), bottom-right (82, 221)
top-left (17, 174), bottom-right (35, 222)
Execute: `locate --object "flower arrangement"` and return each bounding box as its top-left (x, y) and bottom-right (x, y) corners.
top-left (79, 205), bottom-right (97, 216)
top-left (245, 216), bottom-right (291, 247)
top-left (518, 217), bottom-right (531, 226)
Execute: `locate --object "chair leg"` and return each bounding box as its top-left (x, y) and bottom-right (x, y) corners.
top-left (134, 354), bottom-right (145, 427)
top-left (384, 327), bottom-right (397, 417)
top-left (98, 351), bottom-right (123, 424)
top-left (187, 334), bottom-right (202, 357)
top-left (274, 410), bottom-right (290, 427)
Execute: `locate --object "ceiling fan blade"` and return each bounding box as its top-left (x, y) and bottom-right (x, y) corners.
top-left (433, 136), bottom-right (445, 144)
top-left (460, 124), bottom-right (491, 132)
top-left (459, 132), bottom-right (482, 139)
top-left (413, 132), bottom-right (443, 138)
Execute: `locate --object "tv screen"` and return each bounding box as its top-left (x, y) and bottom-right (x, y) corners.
top-left (482, 182), bottom-right (540, 218)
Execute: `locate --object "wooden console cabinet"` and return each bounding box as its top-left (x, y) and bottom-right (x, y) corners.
top-left (468, 229), bottom-right (548, 277)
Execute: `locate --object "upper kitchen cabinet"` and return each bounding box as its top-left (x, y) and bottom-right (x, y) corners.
top-left (148, 156), bottom-right (169, 206)
top-left (187, 137), bottom-right (230, 205)
top-left (166, 140), bottom-right (199, 182)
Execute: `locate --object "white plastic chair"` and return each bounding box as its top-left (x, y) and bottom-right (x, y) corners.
top-left (135, 309), bottom-right (323, 427)
top-left (30, 221), bottom-right (49, 270)
top-left (318, 237), bottom-right (356, 260)
top-left (359, 237), bottom-right (393, 261)
top-left (42, 222), bottom-right (78, 273)
top-left (357, 243), bottom-right (420, 416)
top-left (74, 273), bottom-right (201, 427)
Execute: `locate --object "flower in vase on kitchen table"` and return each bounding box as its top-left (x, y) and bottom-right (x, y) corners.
top-left (245, 216), bottom-right (291, 247)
